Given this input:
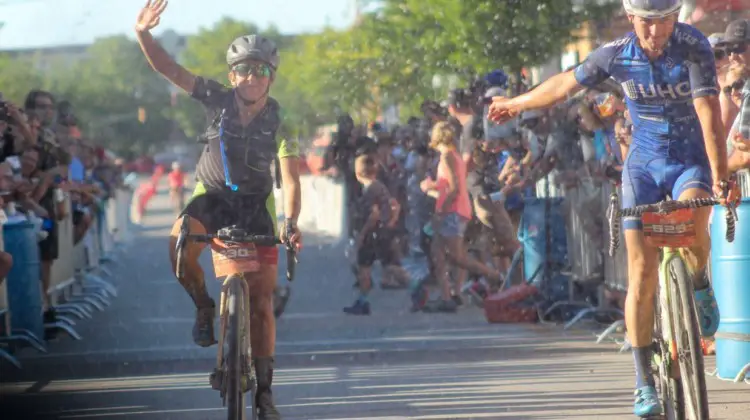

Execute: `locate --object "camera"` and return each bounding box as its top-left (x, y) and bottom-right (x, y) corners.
top-left (0, 101), bottom-right (8, 123)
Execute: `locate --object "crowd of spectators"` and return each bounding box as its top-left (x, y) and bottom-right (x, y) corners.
top-left (320, 17), bottom-right (750, 328)
top-left (322, 59), bottom-right (638, 315)
top-left (0, 89), bottom-right (126, 333)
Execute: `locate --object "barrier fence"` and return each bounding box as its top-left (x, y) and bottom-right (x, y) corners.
top-left (0, 186), bottom-right (133, 370)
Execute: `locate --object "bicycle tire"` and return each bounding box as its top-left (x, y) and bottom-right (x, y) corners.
top-left (225, 276), bottom-right (246, 420)
top-left (668, 258), bottom-right (710, 420)
top-left (654, 288), bottom-right (684, 420)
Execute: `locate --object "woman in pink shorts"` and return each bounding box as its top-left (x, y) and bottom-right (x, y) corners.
top-left (421, 122), bottom-right (502, 312)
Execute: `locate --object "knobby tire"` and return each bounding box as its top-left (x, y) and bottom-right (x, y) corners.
top-left (225, 276), bottom-right (246, 420)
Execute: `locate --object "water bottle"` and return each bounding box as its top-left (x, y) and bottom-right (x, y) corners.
top-left (739, 79), bottom-right (750, 140)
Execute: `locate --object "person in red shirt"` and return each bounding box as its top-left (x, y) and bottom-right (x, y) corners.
top-left (151, 163), bottom-right (166, 186)
top-left (168, 161), bottom-right (186, 214)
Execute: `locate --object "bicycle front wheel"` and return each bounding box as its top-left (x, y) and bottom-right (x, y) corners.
top-left (668, 258), bottom-right (710, 420)
top-left (654, 286), bottom-right (683, 420)
top-left (225, 275), bottom-right (246, 420)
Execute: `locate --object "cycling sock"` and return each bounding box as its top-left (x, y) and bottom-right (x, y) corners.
top-left (357, 293), bottom-right (369, 304)
top-left (632, 346), bottom-right (655, 388)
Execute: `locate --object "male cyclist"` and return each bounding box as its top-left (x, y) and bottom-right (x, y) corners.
top-left (135, 1), bottom-right (301, 418)
top-left (489, 1), bottom-right (734, 417)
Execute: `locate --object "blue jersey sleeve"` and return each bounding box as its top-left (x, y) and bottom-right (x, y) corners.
top-left (574, 42), bottom-right (618, 88)
top-left (686, 33), bottom-right (719, 99)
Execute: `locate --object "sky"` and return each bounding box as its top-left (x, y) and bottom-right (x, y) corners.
top-left (0, 0), bottom-right (354, 50)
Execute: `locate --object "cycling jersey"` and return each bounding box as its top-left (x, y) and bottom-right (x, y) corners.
top-left (574, 23), bottom-right (718, 228)
top-left (180, 77), bottom-right (299, 244)
top-left (191, 76), bottom-right (299, 194)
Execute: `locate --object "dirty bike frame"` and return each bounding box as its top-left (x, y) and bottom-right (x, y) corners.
top-left (608, 193), bottom-right (737, 420)
top-left (174, 214), bottom-right (297, 420)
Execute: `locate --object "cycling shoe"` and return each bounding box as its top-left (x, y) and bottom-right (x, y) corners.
top-left (633, 386), bottom-right (662, 418)
top-left (695, 286), bottom-right (720, 337)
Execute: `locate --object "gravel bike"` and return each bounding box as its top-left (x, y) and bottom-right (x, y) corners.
top-left (607, 192), bottom-right (737, 420)
top-left (175, 214), bottom-right (297, 420)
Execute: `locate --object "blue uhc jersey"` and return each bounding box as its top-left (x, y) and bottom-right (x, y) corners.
top-left (574, 23), bottom-right (718, 163)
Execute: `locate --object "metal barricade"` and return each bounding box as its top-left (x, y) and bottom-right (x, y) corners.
top-left (0, 226), bottom-right (22, 368)
top-left (45, 194), bottom-right (123, 342)
top-left (541, 180), bottom-right (600, 321)
top-left (49, 196), bottom-right (76, 306)
top-left (45, 196), bottom-right (85, 340)
top-left (595, 182), bottom-right (629, 348)
top-left (559, 179), bottom-right (627, 330)
top-left (1, 220), bottom-right (48, 363)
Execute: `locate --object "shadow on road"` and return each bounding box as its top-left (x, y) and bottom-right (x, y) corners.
top-left (1, 357), bottom-right (634, 419)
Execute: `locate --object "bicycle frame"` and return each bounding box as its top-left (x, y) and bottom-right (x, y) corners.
top-left (174, 214), bottom-right (297, 420)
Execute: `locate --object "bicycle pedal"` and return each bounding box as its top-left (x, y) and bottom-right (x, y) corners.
top-left (209, 369), bottom-right (224, 390)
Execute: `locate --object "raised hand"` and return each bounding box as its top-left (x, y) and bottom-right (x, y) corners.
top-left (135, 0), bottom-right (168, 33)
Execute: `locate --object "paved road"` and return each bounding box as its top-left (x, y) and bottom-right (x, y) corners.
top-left (2, 185), bottom-right (750, 419)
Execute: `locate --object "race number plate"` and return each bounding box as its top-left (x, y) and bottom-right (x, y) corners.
top-left (210, 239), bottom-right (260, 278)
top-left (642, 208), bottom-right (696, 248)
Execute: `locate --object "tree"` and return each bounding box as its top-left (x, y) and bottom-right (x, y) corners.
top-left (0, 54), bottom-right (44, 105)
top-left (369, 0), bottom-right (616, 84)
top-left (58, 35), bottom-right (174, 157)
top-left (295, 0), bottom-right (617, 119)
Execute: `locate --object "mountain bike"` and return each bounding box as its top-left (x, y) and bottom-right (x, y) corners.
top-left (607, 193), bottom-right (737, 420)
top-left (174, 214), bottom-right (297, 420)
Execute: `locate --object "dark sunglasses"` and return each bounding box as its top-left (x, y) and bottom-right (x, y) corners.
top-left (723, 79), bottom-right (746, 95)
top-left (725, 43), bottom-right (748, 56)
top-left (714, 48), bottom-right (727, 61)
top-left (232, 63), bottom-right (272, 78)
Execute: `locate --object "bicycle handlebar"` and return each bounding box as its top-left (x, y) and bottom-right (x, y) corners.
top-left (607, 195), bottom-right (738, 257)
top-left (186, 232), bottom-right (281, 246)
top-left (174, 215), bottom-right (298, 282)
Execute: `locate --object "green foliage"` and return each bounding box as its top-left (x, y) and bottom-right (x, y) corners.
top-left (0, 54), bottom-right (44, 104)
top-left (0, 1), bottom-right (617, 151)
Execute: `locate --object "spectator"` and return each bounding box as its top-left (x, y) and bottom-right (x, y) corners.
top-left (168, 161), bottom-right (186, 214)
top-left (421, 121), bottom-right (502, 312)
top-left (420, 99), bottom-right (448, 126)
top-left (21, 142), bottom-right (67, 323)
top-left (344, 153), bottom-right (410, 315)
top-left (723, 65), bottom-right (750, 172)
top-left (1, 100), bottom-right (35, 162)
top-left (721, 20), bottom-right (750, 130)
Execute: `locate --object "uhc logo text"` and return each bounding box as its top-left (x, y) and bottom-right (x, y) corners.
top-left (621, 80), bottom-right (691, 101)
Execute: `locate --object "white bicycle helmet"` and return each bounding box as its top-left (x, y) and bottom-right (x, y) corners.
top-left (623, 0), bottom-right (683, 18)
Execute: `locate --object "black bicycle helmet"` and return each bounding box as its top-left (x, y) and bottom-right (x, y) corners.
top-left (226, 34), bottom-right (280, 70)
